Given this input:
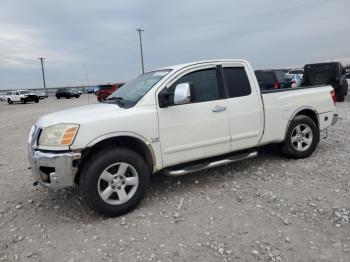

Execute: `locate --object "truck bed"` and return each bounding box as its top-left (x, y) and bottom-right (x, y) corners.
top-left (259, 85), bottom-right (335, 145)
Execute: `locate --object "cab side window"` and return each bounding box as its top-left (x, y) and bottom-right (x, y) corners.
top-left (167, 68), bottom-right (220, 104)
top-left (223, 67), bottom-right (251, 97)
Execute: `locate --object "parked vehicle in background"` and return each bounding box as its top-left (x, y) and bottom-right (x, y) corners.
top-left (5, 90), bottom-right (39, 104)
top-left (286, 69), bottom-right (304, 79)
top-left (87, 86), bottom-right (99, 94)
top-left (35, 91), bottom-right (48, 99)
top-left (341, 73), bottom-right (349, 97)
top-left (302, 62), bottom-right (348, 102)
top-left (55, 88), bottom-right (80, 99)
top-left (28, 59), bottom-right (338, 216)
top-left (96, 83), bottom-right (124, 101)
top-left (255, 70), bottom-right (292, 90)
top-left (290, 74), bottom-right (303, 88)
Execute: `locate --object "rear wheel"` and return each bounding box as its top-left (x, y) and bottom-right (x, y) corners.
top-left (281, 115), bottom-right (319, 159)
top-left (80, 148), bottom-right (150, 217)
top-left (35, 98), bottom-right (39, 103)
top-left (21, 98), bottom-right (26, 104)
top-left (56, 96), bottom-right (60, 99)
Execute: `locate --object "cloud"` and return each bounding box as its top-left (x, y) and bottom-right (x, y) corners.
top-left (0, 0), bottom-right (349, 89)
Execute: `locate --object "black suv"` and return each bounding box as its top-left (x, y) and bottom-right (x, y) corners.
top-left (56, 88), bottom-right (80, 99)
top-left (254, 70), bottom-right (292, 90)
top-left (302, 62), bottom-right (348, 102)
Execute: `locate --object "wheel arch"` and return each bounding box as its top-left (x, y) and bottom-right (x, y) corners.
top-left (75, 133), bottom-right (156, 184)
top-left (284, 107), bottom-right (319, 140)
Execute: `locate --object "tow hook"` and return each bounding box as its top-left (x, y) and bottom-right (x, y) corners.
top-left (33, 181), bottom-right (38, 186)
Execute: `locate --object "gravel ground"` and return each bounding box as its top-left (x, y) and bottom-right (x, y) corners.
top-left (0, 94), bottom-right (349, 262)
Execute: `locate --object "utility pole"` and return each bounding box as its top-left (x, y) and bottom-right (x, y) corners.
top-left (38, 57), bottom-right (47, 95)
top-left (136, 28), bottom-right (145, 74)
top-left (82, 64), bottom-right (90, 104)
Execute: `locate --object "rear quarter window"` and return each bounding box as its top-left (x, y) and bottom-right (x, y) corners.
top-left (224, 67), bottom-right (251, 97)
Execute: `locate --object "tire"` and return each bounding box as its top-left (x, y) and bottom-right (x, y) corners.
top-left (76, 95), bottom-right (80, 98)
top-left (336, 84), bottom-right (345, 102)
top-left (280, 115), bottom-right (319, 159)
top-left (308, 71), bottom-right (330, 86)
top-left (56, 96), bottom-right (60, 99)
top-left (7, 99), bottom-right (13, 104)
top-left (80, 148), bottom-right (150, 217)
top-left (35, 99), bottom-right (39, 103)
top-left (21, 98), bottom-right (26, 104)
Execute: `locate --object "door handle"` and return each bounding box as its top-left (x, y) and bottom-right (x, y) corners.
top-left (212, 105), bottom-right (226, 112)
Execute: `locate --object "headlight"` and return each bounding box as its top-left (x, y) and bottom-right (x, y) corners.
top-left (39, 124), bottom-right (79, 147)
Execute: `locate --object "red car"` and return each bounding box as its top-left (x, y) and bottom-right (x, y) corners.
top-left (96, 83), bottom-right (124, 101)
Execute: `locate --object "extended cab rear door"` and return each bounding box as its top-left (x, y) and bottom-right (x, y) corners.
top-left (221, 62), bottom-right (264, 151)
top-left (157, 64), bottom-right (231, 167)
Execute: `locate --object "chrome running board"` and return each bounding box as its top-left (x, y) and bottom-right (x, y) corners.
top-left (163, 151), bottom-right (258, 176)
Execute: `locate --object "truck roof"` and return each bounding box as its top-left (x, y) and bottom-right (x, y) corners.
top-left (156, 59), bottom-right (248, 72)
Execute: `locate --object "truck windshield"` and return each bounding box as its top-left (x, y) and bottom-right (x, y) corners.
top-left (106, 70), bottom-right (171, 108)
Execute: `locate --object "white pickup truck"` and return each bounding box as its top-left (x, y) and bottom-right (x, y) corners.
top-left (5, 90), bottom-right (40, 104)
top-left (28, 60), bottom-right (338, 216)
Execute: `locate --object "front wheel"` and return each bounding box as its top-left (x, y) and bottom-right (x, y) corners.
top-left (280, 115), bottom-right (319, 159)
top-left (80, 148), bottom-right (150, 217)
top-left (7, 99), bottom-right (13, 104)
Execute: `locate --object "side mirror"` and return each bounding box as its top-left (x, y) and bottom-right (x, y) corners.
top-left (158, 82), bottom-right (194, 108)
top-left (174, 83), bottom-right (193, 105)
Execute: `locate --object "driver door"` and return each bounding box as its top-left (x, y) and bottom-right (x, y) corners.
top-left (157, 65), bottom-right (231, 167)
top-left (14, 91), bottom-right (20, 102)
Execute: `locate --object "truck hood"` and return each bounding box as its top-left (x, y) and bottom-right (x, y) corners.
top-left (36, 103), bottom-right (122, 128)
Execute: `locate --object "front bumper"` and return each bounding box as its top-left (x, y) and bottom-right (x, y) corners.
top-left (28, 148), bottom-right (81, 191)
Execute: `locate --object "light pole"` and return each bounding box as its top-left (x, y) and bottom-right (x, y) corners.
top-left (136, 28), bottom-right (145, 74)
top-left (38, 57), bottom-right (47, 95)
top-left (82, 64), bottom-right (90, 103)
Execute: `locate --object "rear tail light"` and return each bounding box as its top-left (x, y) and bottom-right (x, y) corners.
top-left (274, 81), bottom-right (279, 89)
top-left (330, 90), bottom-right (336, 105)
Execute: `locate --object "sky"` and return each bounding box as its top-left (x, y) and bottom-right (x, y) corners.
top-left (0, 0), bottom-right (349, 90)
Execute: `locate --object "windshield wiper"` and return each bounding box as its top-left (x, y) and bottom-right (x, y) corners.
top-left (107, 96), bottom-right (123, 101)
top-left (106, 96), bottom-right (125, 106)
